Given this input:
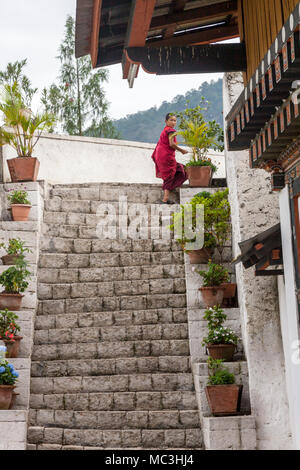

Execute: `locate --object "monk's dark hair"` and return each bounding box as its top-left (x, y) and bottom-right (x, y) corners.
top-left (165, 113), bottom-right (176, 121)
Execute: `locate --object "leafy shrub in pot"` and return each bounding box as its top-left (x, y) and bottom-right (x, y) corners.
top-left (0, 238), bottom-right (31, 265)
top-left (205, 357), bottom-right (243, 416)
top-left (0, 257), bottom-right (31, 310)
top-left (202, 305), bottom-right (240, 361)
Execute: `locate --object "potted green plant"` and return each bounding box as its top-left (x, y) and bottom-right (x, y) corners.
top-left (205, 357), bottom-right (243, 416)
top-left (0, 82), bottom-right (55, 182)
top-left (176, 103), bottom-right (224, 187)
top-left (0, 309), bottom-right (22, 358)
top-left (170, 193), bottom-right (217, 264)
top-left (0, 257), bottom-right (31, 310)
top-left (202, 305), bottom-right (239, 361)
top-left (0, 238), bottom-right (31, 265)
top-left (7, 187), bottom-right (31, 221)
top-left (197, 261), bottom-right (229, 307)
top-left (0, 353), bottom-right (19, 410)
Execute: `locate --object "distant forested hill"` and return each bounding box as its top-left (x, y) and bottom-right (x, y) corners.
top-left (113, 79), bottom-right (223, 144)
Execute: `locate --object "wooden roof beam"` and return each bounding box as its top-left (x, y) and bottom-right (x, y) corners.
top-left (125, 43), bottom-right (246, 75)
top-left (91, 0), bottom-right (102, 67)
top-left (123, 0), bottom-right (156, 81)
top-left (150, 0), bottom-right (238, 32)
top-left (146, 22), bottom-right (239, 48)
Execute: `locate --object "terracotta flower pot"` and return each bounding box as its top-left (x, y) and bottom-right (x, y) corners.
top-left (199, 286), bottom-right (226, 308)
top-left (11, 204), bottom-right (31, 222)
top-left (9, 391), bottom-right (19, 410)
top-left (0, 293), bottom-right (24, 311)
top-left (186, 166), bottom-right (212, 187)
top-left (1, 254), bottom-right (22, 265)
top-left (205, 384), bottom-right (243, 416)
top-left (221, 282), bottom-right (237, 299)
top-left (206, 343), bottom-right (236, 361)
top-left (186, 248), bottom-right (214, 264)
top-left (0, 385), bottom-right (15, 410)
top-left (7, 157), bottom-right (40, 182)
top-left (1, 336), bottom-right (23, 358)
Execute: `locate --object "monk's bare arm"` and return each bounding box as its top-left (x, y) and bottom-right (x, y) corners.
top-left (169, 133), bottom-right (188, 155)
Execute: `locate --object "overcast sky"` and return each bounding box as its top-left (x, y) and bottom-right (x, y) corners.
top-left (0, 0), bottom-right (224, 120)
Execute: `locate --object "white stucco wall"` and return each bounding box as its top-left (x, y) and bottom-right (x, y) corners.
top-left (223, 73), bottom-right (293, 450)
top-left (1, 133), bottom-right (226, 185)
top-left (278, 187), bottom-right (300, 449)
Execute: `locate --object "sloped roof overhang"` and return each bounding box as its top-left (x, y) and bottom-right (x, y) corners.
top-left (232, 223), bottom-right (283, 276)
top-left (75, 0), bottom-right (242, 86)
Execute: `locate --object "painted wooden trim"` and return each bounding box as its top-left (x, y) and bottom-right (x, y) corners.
top-left (90, 0), bottom-right (102, 68)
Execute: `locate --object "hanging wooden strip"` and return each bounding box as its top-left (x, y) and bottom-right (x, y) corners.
top-left (250, 94), bottom-right (254, 115)
top-left (245, 101), bottom-right (250, 122)
top-left (241, 107), bottom-right (245, 129)
top-left (268, 67), bottom-right (274, 91)
top-left (280, 110), bottom-right (285, 132)
top-left (274, 56), bottom-right (281, 83)
top-left (274, 117), bottom-right (278, 139)
top-left (282, 43), bottom-right (289, 72)
top-left (268, 124), bottom-right (272, 146)
top-left (262, 130), bottom-right (266, 152)
top-left (261, 75), bottom-right (266, 100)
top-left (286, 102), bottom-right (291, 125)
top-left (294, 98), bottom-right (299, 117)
top-left (290, 33), bottom-right (295, 62)
top-left (236, 113), bottom-right (241, 135)
top-left (252, 140), bottom-right (257, 160)
top-left (230, 122), bottom-right (235, 142)
top-left (257, 135), bottom-right (262, 157)
top-left (256, 86), bottom-right (260, 107)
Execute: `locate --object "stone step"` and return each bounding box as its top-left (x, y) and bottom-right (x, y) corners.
top-left (31, 356), bottom-right (191, 377)
top-left (37, 279), bottom-right (186, 300)
top-left (29, 390), bottom-right (198, 411)
top-left (34, 308), bottom-right (187, 329)
top-left (33, 323), bottom-right (189, 345)
top-left (30, 373), bottom-right (195, 394)
top-left (40, 237), bottom-right (181, 253)
top-left (48, 183), bottom-right (178, 203)
top-left (27, 426), bottom-right (202, 449)
top-left (32, 339), bottom-right (190, 361)
top-left (49, 183), bottom-right (173, 203)
top-left (38, 251), bottom-right (184, 268)
top-left (37, 293), bottom-right (186, 314)
top-left (38, 265), bottom-right (185, 284)
top-left (29, 409), bottom-right (200, 430)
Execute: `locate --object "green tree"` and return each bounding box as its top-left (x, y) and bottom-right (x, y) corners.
top-left (41, 15), bottom-right (119, 138)
top-left (0, 59), bottom-right (37, 107)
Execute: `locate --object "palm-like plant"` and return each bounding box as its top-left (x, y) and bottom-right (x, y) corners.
top-left (0, 82), bottom-right (56, 157)
top-left (178, 122), bottom-right (216, 160)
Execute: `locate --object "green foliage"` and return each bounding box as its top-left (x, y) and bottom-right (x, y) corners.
top-left (170, 189), bottom-right (230, 255)
top-left (175, 100), bottom-right (224, 168)
top-left (197, 261), bottom-right (229, 287)
top-left (0, 81), bottom-right (56, 157)
top-left (41, 15), bottom-right (118, 138)
top-left (191, 189), bottom-right (231, 262)
top-left (0, 310), bottom-right (20, 340)
top-left (0, 360), bottom-right (19, 385)
top-left (0, 238), bottom-right (31, 256)
top-left (202, 306), bottom-right (240, 347)
top-left (0, 257), bottom-right (31, 294)
top-left (0, 59), bottom-right (37, 107)
top-left (114, 79), bottom-right (223, 143)
top-left (207, 356), bottom-right (235, 385)
top-left (7, 189), bottom-right (30, 205)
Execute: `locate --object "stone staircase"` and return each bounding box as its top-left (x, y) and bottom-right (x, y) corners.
top-left (27, 183), bottom-right (203, 450)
